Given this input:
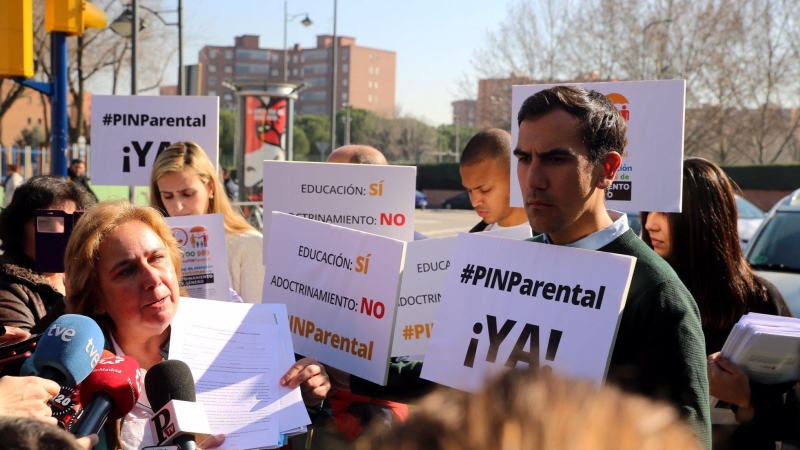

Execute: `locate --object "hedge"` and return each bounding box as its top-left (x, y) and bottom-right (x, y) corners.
top-left (414, 163), bottom-right (800, 192)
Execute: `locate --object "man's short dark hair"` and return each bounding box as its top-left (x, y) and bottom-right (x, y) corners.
top-left (0, 175), bottom-right (95, 257)
top-left (69, 159), bottom-right (84, 166)
top-left (517, 86), bottom-right (628, 164)
top-left (460, 128), bottom-right (511, 167)
top-left (0, 417), bottom-right (84, 450)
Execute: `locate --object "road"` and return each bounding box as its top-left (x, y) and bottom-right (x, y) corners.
top-left (413, 209), bottom-right (479, 238)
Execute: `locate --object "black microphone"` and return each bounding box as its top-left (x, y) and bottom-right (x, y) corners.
top-left (145, 360), bottom-right (210, 450)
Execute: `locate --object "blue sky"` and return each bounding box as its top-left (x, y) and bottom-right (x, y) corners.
top-left (176, 0), bottom-right (510, 125)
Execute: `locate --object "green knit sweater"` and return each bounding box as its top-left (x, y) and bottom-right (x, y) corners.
top-left (351, 230), bottom-right (711, 449)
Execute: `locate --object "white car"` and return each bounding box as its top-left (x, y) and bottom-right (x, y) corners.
top-left (736, 195), bottom-right (765, 251)
top-left (746, 189), bottom-right (800, 315)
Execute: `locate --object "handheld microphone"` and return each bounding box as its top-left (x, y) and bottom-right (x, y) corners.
top-left (146, 360), bottom-right (211, 450)
top-left (26, 314), bottom-right (105, 386)
top-left (72, 354), bottom-right (142, 438)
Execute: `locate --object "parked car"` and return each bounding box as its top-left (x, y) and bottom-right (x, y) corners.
top-left (415, 190), bottom-right (428, 209)
top-left (441, 192), bottom-right (472, 210)
top-left (746, 189), bottom-right (800, 315)
top-left (736, 195), bottom-right (766, 251)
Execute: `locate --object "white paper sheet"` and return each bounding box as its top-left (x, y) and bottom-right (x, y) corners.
top-left (170, 298), bottom-right (311, 449)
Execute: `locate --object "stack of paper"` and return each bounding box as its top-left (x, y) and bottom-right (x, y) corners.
top-left (170, 298), bottom-right (311, 450)
top-left (710, 312), bottom-right (800, 425)
top-left (720, 312), bottom-right (800, 384)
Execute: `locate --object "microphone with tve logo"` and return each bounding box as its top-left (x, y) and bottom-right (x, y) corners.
top-left (72, 354), bottom-right (142, 437)
top-left (25, 314), bottom-right (105, 386)
top-left (145, 360), bottom-right (211, 450)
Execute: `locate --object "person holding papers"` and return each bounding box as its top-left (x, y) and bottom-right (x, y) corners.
top-left (459, 129), bottom-right (530, 234)
top-left (150, 142), bottom-right (265, 303)
top-left (63, 201), bottom-right (331, 449)
top-left (328, 86), bottom-right (712, 449)
top-left (642, 158), bottom-right (797, 449)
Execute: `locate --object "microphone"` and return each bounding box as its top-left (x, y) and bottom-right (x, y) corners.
top-left (72, 354), bottom-right (142, 438)
top-left (26, 314), bottom-right (105, 386)
top-left (146, 360), bottom-right (211, 450)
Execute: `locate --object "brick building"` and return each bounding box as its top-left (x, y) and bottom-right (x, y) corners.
top-left (452, 99), bottom-right (477, 128)
top-left (197, 35), bottom-right (396, 118)
top-left (0, 83), bottom-right (91, 148)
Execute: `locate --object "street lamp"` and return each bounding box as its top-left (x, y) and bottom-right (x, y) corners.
top-left (641, 18), bottom-right (672, 80)
top-left (283, 0), bottom-right (313, 82)
top-left (342, 103), bottom-right (352, 145)
top-left (111, 1), bottom-right (185, 95)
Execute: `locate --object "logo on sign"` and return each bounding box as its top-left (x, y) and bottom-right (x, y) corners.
top-left (607, 181), bottom-right (632, 201)
top-left (152, 409), bottom-right (174, 444)
top-left (606, 93), bottom-right (630, 122)
top-left (189, 226), bottom-right (210, 249)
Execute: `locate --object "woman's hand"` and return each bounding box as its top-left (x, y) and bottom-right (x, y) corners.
top-left (280, 357), bottom-right (331, 406)
top-left (708, 352), bottom-right (751, 408)
top-left (199, 433), bottom-right (226, 449)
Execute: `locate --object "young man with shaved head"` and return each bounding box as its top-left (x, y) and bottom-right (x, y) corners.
top-left (459, 129), bottom-right (529, 233)
top-left (514, 86), bottom-right (710, 448)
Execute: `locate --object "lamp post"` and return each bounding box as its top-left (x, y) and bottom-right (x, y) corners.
top-left (342, 103), bottom-right (352, 145)
top-left (283, 0), bottom-right (312, 82)
top-left (641, 18), bottom-right (672, 80)
top-left (329, 0), bottom-right (338, 153)
top-left (111, 1), bottom-right (184, 94)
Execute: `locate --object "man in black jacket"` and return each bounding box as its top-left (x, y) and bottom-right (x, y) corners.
top-left (67, 160), bottom-right (98, 202)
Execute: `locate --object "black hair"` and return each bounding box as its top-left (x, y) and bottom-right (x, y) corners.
top-left (460, 128), bottom-right (511, 167)
top-left (517, 86), bottom-right (628, 163)
top-left (0, 175), bottom-right (95, 257)
top-left (0, 417), bottom-right (84, 450)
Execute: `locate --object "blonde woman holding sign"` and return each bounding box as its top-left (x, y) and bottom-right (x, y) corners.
top-left (150, 142), bottom-right (264, 303)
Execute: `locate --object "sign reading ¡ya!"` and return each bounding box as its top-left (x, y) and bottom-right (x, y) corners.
top-left (261, 161), bottom-right (416, 263)
top-left (165, 214), bottom-right (231, 303)
top-left (263, 212), bottom-right (406, 385)
top-left (421, 233), bottom-right (635, 392)
top-left (90, 95), bottom-right (219, 186)
top-left (510, 80), bottom-right (685, 212)
top-left (392, 226), bottom-right (532, 357)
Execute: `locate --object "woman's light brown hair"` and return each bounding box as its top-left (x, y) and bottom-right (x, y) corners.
top-left (150, 142), bottom-right (254, 234)
top-left (358, 371), bottom-right (702, 450)
top-left (65, 201), bottom-right (182, 331)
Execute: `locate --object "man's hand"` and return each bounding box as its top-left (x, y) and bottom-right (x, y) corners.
top-left (324, 364), bottom-right (351, 392)
top-left (708, 352), bottom-right (751, 408)
top-left (0, 376), bottom-right (60, 425)
top-left (0, 326), bottom-right (31, 344)
top-left (280, 357), bottom-right (331, 406)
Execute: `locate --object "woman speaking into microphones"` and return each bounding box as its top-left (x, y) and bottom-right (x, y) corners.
top-left (63, 201), bottom-right (330, 449)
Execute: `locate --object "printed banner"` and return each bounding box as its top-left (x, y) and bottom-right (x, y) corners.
top-left (90, 95), bottom-right (219, 186)
top-left (391, 226), bottom-right (532, 357)
top-left (166, 214), bottom-right (231, 302)
top-left (262, 212), bottom-right (406, 385)
top-left (421, 233), bottom-right (635, 392)
top-left (244, 95), bottom-right (287, 190)
top-left (510, 80), bottom-right (685, 212)
top-left (261, 161), bottom-right (416, 263)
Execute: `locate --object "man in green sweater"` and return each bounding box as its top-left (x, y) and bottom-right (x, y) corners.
top-left (329, 86), bottom-right (711, 449)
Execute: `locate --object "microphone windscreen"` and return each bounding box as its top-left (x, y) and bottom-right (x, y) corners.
top-left (31, 314), bottom-right (105, 386)
top-left (79, 355), bottom-right (142, 420)
top-left (145, 360), bottom-right (196, 412)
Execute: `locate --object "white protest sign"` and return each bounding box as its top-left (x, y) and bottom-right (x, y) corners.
top-left (263, 212), bottom-right (406, 385)
top-left (510, 80), bottom-right (685, 212)
top-left (392, 236), bottom-right (457, 357)
top-left (421, 233), bottom-right (635, 392)
top-left (90, 95), bottom-right (219, 186)
top-left (261, 161), bottom-right (416, 262)
top-left (166, 214), bottom-right (231, 302)
top-left (391, 226), bottom-right (532, 357)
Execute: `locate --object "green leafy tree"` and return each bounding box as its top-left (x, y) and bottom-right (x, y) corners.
top-left (219, 109), bottom-right (237, 168)
top-left (292, 125), bottom-right (310, 161)
top-left (14, 125), bottom-right (46, 149)
top-left (294, 115), bottom-right (330, 161)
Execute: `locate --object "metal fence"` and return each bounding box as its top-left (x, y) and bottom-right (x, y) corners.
top-left (1, 144), bottom-right (92, 178)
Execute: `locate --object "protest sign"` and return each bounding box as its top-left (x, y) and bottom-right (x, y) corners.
top-left (392, 226), bottom-right (532, 357)
top-left (261, 161), bottom-right (416, 262)
top-left (90, 95), bottom-right (219, 186)
top-left (263, 212), bottom-right (406, 385)
top-left (166, 214), bottom-right (230, 302)
top-left (510, 80), bottom-right (685, 212)
top-left (421, 233), bottom-right (635, 392)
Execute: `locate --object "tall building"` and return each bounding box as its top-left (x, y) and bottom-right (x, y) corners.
top-left (198, 35), bottom-right (396, 118)
top-left (452, 99), bottom-right (476, 128)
